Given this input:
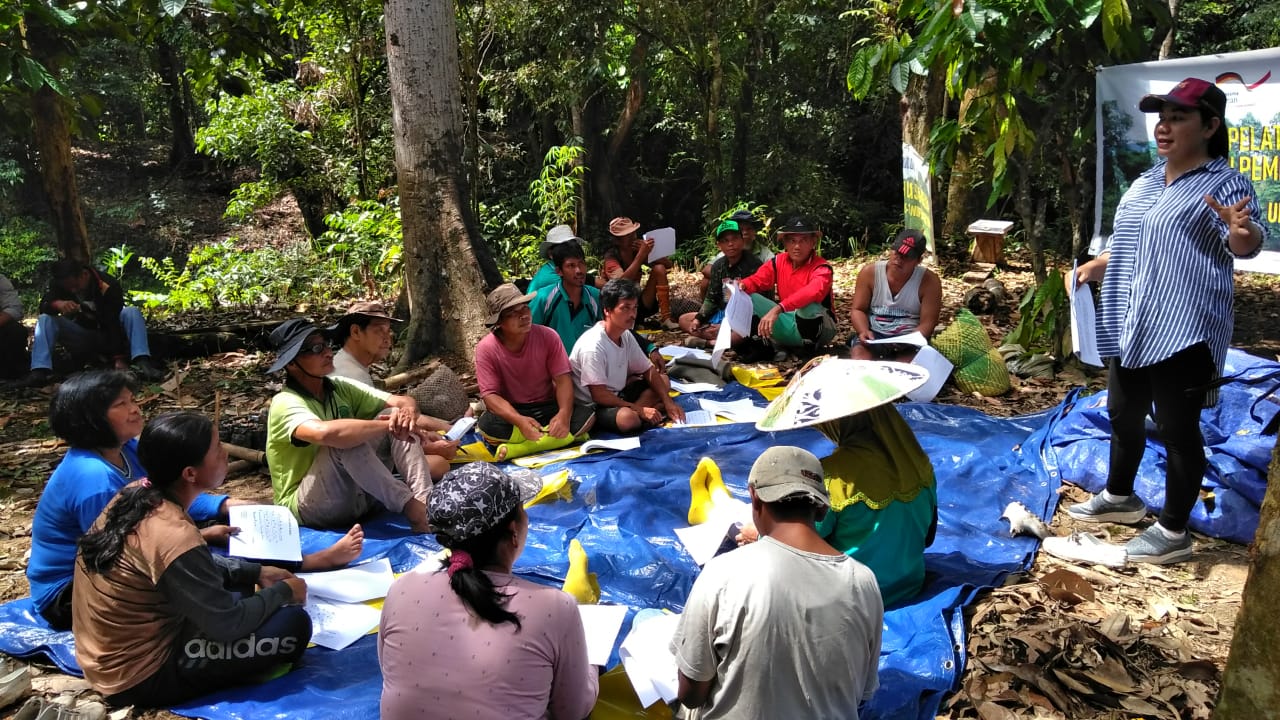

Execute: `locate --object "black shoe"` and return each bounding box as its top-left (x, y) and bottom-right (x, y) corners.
top-left (132, 356), bottom-right (167, 381)
top-left (23, 368), bottom-right (54, 387)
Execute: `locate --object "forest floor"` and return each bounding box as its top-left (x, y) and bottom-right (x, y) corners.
top-left (0, 147), bottom-right (1278, 719)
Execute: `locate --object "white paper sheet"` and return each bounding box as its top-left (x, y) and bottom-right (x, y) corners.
top-left (711, 282), bottom-right (754, 367)
top-left (699, 397), bottom-right (766, 424)
top-left (905, 345), bottom-right (951, 402)
top-left (619, 613), bottom-right (682, 707)
top-left (1070, 262), bottom-right (1103, 367)
top-left (577, 604), bottom-right (629, 666)
top-left (297, 558), bottom-right (395, 604)
top-left (228, 505), bottom-right (302, 562)
top-left (580, 436), bottom-right (642, 453)
top-left (444, 416), bottom-right (477, 441)
top-left (863, 330), bottom-right (928, 348)
top-left (658, 345), bottom-right (712, 363)
top-left (674, 410), bottom-right (718, 427)
top-left (304, 596), bottom-right (381, 651)
top-left (642, 227), bottom-right (677, 262)
top-left (668, 379), bottom-right (723, 394)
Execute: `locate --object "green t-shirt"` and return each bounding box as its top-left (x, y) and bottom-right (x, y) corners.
top-left (526, 262), bottom-right (560, 295)
top-left (267, 377), bottom-right (390, 517)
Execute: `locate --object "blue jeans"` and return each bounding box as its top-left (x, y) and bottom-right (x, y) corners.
top-left (30, 308), bottom-right (152, 370)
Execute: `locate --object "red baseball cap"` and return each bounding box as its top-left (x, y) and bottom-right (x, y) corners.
top-left (1138, 77), bottom-right (1227, 118)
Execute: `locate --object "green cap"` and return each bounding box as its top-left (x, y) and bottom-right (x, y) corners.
top-left (715, 219), bottom-right (741, 239)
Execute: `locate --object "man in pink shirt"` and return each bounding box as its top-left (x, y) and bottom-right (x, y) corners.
top-left (475, 284), bottom-right (595, 461)
top-left (738, 215), bottom-right (837, 356)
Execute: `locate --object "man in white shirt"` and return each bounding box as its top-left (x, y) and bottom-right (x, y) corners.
top-left (670, 446), bottom-right (884, 719)
top-left (327, 301), bottom-right (456, 479)
top-left (568, 279), bottom-right (684, 433)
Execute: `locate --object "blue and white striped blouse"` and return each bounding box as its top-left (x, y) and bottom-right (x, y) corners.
top-left (1098, 157), bottom-right (1264, 386)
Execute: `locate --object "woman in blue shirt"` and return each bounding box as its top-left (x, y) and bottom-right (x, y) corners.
top-left (1070, 77), bottom-right (1266, 564)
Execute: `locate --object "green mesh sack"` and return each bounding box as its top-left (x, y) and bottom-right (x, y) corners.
top-left (930, 309), bottom-right (1010, 396)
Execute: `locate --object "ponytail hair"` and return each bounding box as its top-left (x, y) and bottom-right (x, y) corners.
top-left (78, 411), bottom-right (215, 574)
top-left (440, 505), bottom-right (524, 631)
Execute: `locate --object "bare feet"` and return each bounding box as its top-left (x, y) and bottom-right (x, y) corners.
top-left (300, 524), bottom-right (364, 571)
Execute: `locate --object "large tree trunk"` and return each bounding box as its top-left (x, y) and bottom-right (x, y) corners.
top-left (702, 7), bottom-right (725, 216)
top-left (24, 16), bottom-right (90, 263)
top-left (941, 85), bottom-right (984, 245)
top-left (900, 71), bottom-right (946, 245)
top-left (154, 33), bottom-right (196, 169)
top-left (730, 0), bottom-right (770, 199)
top-left (1159, 0), bottom-right (1180, 60)
top-left (31, 85), bottom-right (90, 263)
top-left (383, 0), bottom-right (502, 368)
top-left (1216, 433), bottom-right (1280, 718)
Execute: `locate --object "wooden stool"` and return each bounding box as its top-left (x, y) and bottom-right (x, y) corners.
top-left (967, 219), bottom-right (1014, 265)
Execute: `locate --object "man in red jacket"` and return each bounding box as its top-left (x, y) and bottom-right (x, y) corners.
top-left (737, 216), bottom-right (836, 358)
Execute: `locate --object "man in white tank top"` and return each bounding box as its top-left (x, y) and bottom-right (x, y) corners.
top-left (848, 229), bottom-right (941, 362)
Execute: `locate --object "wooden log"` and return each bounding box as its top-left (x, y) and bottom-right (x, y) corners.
top-left (223, 442), bottom-right (265, 465)
top-left (383, 359), bottom-right (442, 390)
top-left (226, 459), bottom-right (257, 477)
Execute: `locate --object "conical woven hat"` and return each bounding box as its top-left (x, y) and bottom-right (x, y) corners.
top-left (755, 357), bottom-right (929, 432)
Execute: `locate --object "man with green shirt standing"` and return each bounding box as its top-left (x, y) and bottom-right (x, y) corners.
top-left (265, 318), bottom-right (434, 532)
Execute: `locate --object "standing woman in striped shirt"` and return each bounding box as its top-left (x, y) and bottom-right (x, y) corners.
top-left (1068, 77), bottom-right (1266, 564)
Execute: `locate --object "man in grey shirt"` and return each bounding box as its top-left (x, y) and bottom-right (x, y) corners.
top-left (0, 273), bottom-right (27, 379)
top-left (670, 446), bottom-right (884, 719)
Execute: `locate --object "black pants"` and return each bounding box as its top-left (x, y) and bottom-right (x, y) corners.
top-left (1106, 343), bottom-right (1213, 533)
top-left (106, 605), bottom-right (312, 708)
top-left (477, 400), bottom-right (596, 441)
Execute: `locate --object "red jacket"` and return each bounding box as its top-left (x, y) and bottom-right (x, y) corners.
top-left (740, 254), bottom-right (834, 313)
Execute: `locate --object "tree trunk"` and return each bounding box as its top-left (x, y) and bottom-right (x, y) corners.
top-left (155, 33), bottom-right (196, 169)
top-left (31, 84), bottom-right (90, 263)
top-left (592, 34), bottom-right (650, 223)
top-left (1216, 433), bottom-right (1280, 718)
top-left (730, 0), bottom-right (770, 199)
top-left (1159, 0), bottom-right (1180, 60)
top-left (383, 0), bottom-right (502, 368)
top-left (941, 85), bottom-right (985, 244)
top-left (703, 6), bottom-right (725, 216)
top-left (24, 16), bottom-right (90, 263)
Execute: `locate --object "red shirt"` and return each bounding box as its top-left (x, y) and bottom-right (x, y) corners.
top-left (740, 253), bottom-right (833, 312)
top-left (475, 325), bottom-right (571, 405)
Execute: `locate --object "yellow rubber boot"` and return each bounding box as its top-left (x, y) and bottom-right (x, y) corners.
top-left (562, 539), bottom-right (601, 604)
top-left (687, 457), bottom-right (733, 526)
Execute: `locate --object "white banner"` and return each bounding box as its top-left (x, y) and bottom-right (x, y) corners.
top-left (1094, 48), bottom-right (1280, 273)
top-left (902, 142), bottom-right (936, 253)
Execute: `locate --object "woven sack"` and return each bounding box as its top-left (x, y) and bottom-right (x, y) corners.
top-left (930, 309), bottom-right (1010, 396)
top-left (407, 365), bottom-right (470, 422)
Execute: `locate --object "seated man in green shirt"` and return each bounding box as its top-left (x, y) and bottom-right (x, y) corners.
top-left (265, 318), bottom-right (437, 532)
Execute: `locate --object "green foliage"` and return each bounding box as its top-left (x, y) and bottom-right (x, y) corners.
top-left (1005, 270), bottom-right (1068, 356)
top-left (0, 217), bottom-right (57, 285)
top-left (529, 143), bottom-right (585, 232)
top-left (98, 245), bottom-right (135, 280)
top-left (318, 198), bottom-right (404, 289)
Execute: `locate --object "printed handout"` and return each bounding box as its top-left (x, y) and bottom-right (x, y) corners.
top-left (228, 505), bottom-right (302, 562)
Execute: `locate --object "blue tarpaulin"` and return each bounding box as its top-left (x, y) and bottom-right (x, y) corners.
top-left (1, 351), bottom-right (1274, 720)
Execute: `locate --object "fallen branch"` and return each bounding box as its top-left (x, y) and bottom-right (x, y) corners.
top-left (226, 459), bottom-right (257, 477)
top-left (223, 442), bottom-right (265, 465)
top-left (383, 360), bottom-right (442, 390)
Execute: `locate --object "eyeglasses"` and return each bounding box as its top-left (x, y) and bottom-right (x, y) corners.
top-left (297, 341), bottom-right (331, 356)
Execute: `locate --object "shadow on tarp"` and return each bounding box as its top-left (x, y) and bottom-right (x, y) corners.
top-left (1047, 349), bottom-right (1280, 544)
top-left (6, 357), bottom-right (1273, 720)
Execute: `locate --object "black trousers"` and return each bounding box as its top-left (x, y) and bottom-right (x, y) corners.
top-left (1106, 343), bottom-right (1213, 533)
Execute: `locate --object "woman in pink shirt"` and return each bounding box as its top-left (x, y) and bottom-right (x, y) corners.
top-left (378, 463), bottom-right (599, 719)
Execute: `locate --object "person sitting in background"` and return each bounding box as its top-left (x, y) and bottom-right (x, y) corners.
top-left (698, 209), bottom-right (772, 297)
top-left (532, 240), bottom-right (603, 355)
top-left (0, 273), bottom-right (27, 380)
top-left (736, 216), bottom-right (837, 358)
top-left (849, 229), bottom-right (941, 362)
top-left (266, 318), bottom-right (445, 533)
top-left (73, 411), bottom-right (311, 707)
top-left (26, 259), bottom-right (165, 386)
top-left (378, 462), bottom-right (598, 720)
top-left (570, 279), bottom-right (684, 434)
top-left (475, 284), bottom-right (595, 461)
top-left (527, 225), bottom-right (584, 295)
top-left (671, 446), bottom-right (883, 718)
top-left (601, 216), bottom-right (673, 326)
top-left (26, 370), bottom-right (361, 631)
top-left (679, 219), bottom-right (764, 346)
